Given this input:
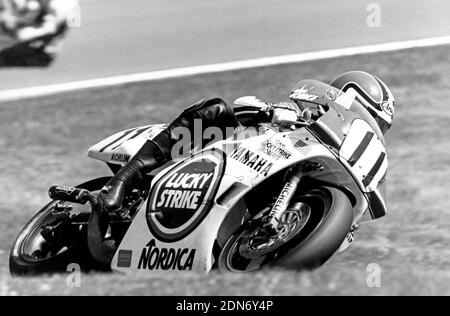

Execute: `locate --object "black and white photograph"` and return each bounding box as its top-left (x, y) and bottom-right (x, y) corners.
top-left (0, 0), bottom-right (449, 299)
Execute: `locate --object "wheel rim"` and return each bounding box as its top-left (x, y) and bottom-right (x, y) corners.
top-left (238, 203), bottom-right (311, 258)
top-left (17, 200), bottom-right (91, 263)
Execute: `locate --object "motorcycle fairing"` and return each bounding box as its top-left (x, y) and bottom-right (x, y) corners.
top-left (292, 80), bottom-right (388, 218)
top-left (87, 124), bottom-right (167, 166)
top-left (338, 118), bottom-right (388, 219)
top-left (111, 195), bottom-right (232, 272)
top-left (111, 125), bottom-right (368, 273)
top-left (111, 148), bottom-right (233, 273)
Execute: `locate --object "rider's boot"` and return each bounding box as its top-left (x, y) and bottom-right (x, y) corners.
top-left (98, 98), bottom-right (239, 212)
top-left (98, 140), bottom-right (165, 212)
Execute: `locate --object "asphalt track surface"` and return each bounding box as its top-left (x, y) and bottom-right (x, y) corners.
top-left (0, 0), bottom-right (449, 91)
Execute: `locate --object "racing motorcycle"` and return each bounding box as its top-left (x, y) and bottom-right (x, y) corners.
top-left (10, 80), bottom-right (389, 275)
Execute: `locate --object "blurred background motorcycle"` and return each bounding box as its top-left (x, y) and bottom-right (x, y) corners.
top-left (0, 0), bottom-right (78, 67)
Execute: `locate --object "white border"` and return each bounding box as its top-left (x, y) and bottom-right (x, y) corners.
top-left (2, 35), bottom-right (450, 102)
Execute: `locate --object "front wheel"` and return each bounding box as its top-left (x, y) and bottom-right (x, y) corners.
top-left (9, 177), bottom-right (111, 276)
top-left (218, 186), bottom-right (353, 272)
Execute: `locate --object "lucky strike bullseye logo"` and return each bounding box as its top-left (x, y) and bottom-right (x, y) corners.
top-left (146, 149), bottom-right (225, 242)
top-left (155, 172), bottom-right (213, 211)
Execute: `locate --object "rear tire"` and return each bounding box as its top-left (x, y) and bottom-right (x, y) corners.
top-left (218, 186), bottom-right (353, 272)
top-left (9, 177), bottom-right (111, 276)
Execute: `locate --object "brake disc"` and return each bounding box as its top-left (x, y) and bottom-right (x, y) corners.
top-left (238, 202), bottom-right (311, 259)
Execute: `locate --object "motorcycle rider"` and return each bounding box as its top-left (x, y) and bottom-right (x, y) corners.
top-left (0, 0), bottom-right (78, 54)
top-left (98, 71), bottom-right (395, 214)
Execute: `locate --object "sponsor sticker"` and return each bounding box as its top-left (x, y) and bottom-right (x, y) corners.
top-left (147, 149), bottom-right (225, 242)
top-left (268, 182), bottom-right (296, 218)
top-left (290, 85), bottom-right (319, 102)
top-left (294, 140), bottom-right (308, 148)
top-left (137, 239), bottom-right (195, 271)
top-left (117, 250), bottom-right (133, 268)
top-left (259, 139), bottom-right (292, 160)
top-left (293, 139), bottom-right (311, 155)
top-left (230, 146), bottom-right (274, 176)
top-left (324, 88), bottom-right (337, 101)
top-left (111, 153), bottom-right (130, 163)
top-left (381, 101), bottom-right (394, 117)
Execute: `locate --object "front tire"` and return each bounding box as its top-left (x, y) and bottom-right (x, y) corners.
top-left (9, 177), bottom-right (111, 276)
top-left (218, 186), bottom-right (353, 272)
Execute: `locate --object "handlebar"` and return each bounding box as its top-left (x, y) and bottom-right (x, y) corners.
top-left (276, 119), bottom-right (310, 131)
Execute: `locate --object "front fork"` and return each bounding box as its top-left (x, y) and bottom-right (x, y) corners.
top-left (264, 161), bottom-right (323, 232)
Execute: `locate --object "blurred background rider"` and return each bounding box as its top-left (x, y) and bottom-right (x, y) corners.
top-left (0, 0), bottom-right (78, 66)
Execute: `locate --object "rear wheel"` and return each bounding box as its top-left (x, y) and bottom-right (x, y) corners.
top-left (9, 177), bottom-right (111, 276)
top-left (218, 186), bottom-right (353, 272)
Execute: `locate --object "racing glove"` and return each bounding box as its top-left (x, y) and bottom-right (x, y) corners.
top-left (271, 102), bottom-right (301, 123)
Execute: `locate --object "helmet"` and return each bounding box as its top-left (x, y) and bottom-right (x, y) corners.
top-left (330, 71), bottom-right (395, 134)
top-left (10, 0), bottom-right (40, 14)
